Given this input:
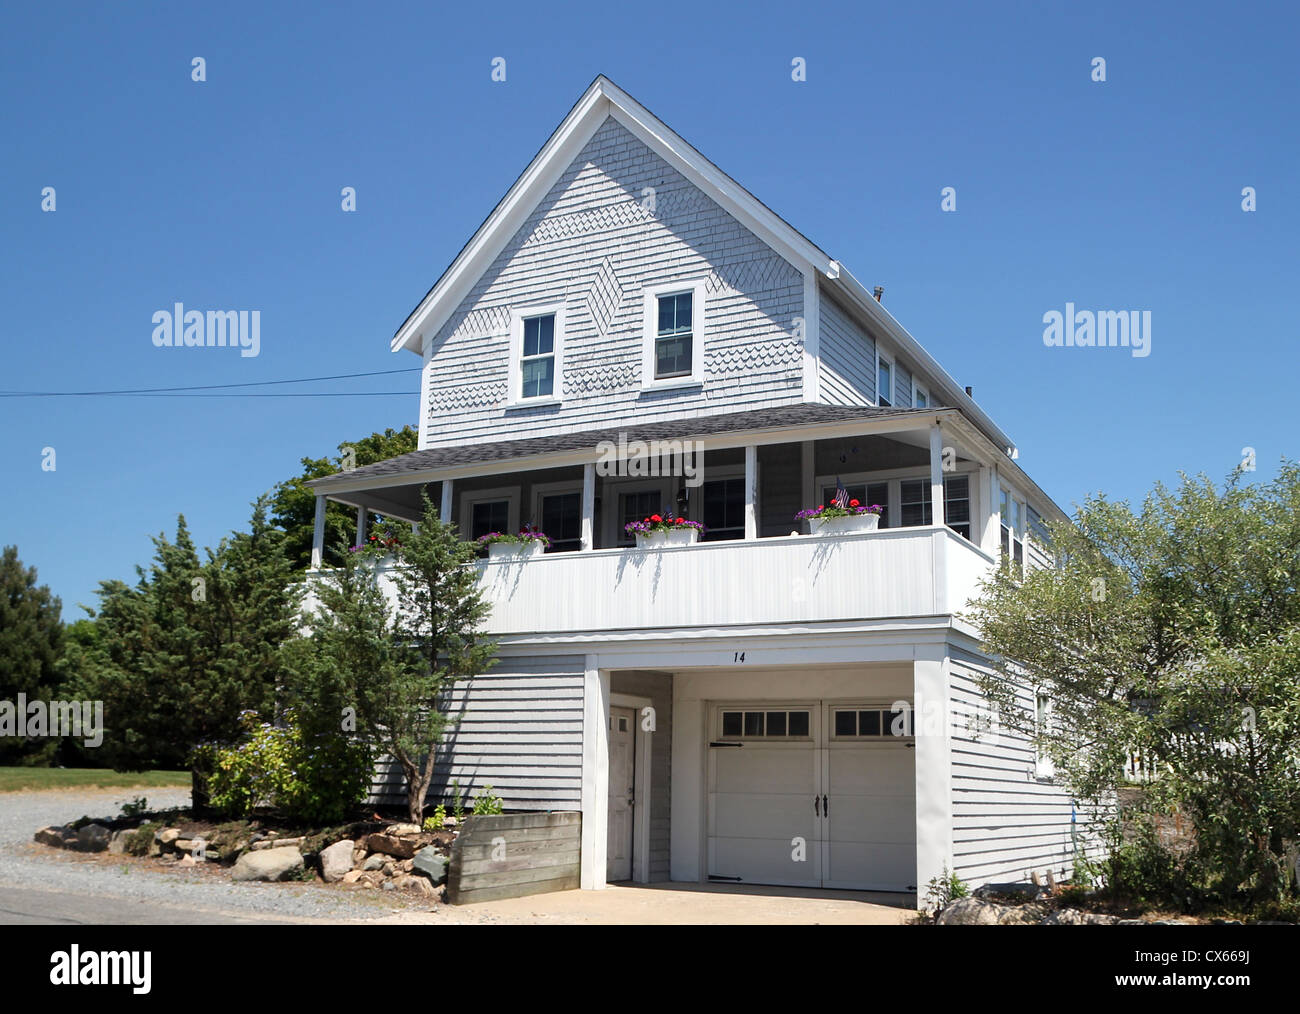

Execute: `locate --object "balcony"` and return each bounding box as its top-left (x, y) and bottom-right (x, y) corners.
top-left (314, 525), bottom-right (993, 638)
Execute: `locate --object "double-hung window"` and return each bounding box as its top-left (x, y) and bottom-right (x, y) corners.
top-left (701, 476), bottom-right (745, 541)
top-left (1000, 486), bottom-right (1025, 571)
top-left (642, 281), bottom-right (705, 388)
top-left (511, 305), bottom-right (563, 404)
top-left (537, 490), bottom-right (582, 553)
top-left (877, 357), bottom-right (893, 406)
top-left (897, 475), bottom-right (973, 540)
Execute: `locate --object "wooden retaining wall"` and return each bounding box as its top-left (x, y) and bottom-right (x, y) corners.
top-left (446, 811), bottom-right (582, 905)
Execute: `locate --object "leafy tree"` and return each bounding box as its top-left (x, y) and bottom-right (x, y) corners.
top-left (968, 463), bottom-right (1300, 907)
top-left (309, 492), bottom-right (496, 822)
top-left (68, 502), bottom-right (298, 808)
top-left (0, 546), bottom-right (64, 764)
top-left (269, 426), bottom-right (418, 571)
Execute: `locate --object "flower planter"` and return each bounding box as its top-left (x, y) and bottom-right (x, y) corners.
top-left (634, 527), bottom-right (701, 549)
top-left (487, 540), bottom-right (547, 561)
top-left (809, 513), bottom-right (880, 537)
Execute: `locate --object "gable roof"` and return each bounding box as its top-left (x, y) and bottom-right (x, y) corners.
top-left (393, 75), bottom-right (1018, 457)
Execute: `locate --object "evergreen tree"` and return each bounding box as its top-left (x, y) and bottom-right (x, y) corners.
top-left (0, 546), bottom-right (64, 764)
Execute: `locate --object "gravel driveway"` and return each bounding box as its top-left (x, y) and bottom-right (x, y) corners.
top-left (0, 787), bottom-right (432, 924)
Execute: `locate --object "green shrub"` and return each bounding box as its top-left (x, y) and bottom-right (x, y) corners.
top-left (423, 804), bottom-right (446, 832)
top-left (206, 710), bottom-right (371, 824)
top-left (125, 822), bottom-right (160, 857)
top-left (922, 865), bottom-right (969, 916)
top-left (471, 785), bottom-right (504, 816)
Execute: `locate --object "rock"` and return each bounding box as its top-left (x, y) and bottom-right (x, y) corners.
top-left (34, 826), bottom-right (70, 848)
top-left (1040, 909), bottom-right (1119, 925)
top-left (381, 860), bottom-right (396, 878)
top-left (381, 880), bottom-right (396, 891)
top-left (362, 854), bottom-right (387, 872)
top-left (358, 871), bottom-right (384, 889)
top-left (231, 846), bottom-right (304, 882)
top-left (393, 874), bottom-right (436, 897)
top-left (412, 847), bottom-right (448, 884)
top-left (352, 847), bottom-right (367, 865)
top-left (74, 823), bottom-right (112, 852)
top-left (341, 870), bottom-right (365, 885)
top-left (386, 822), bottom-right (421, 837)
top-left (444, 816), bottom-right (459, 828)
top-left (365, 833), bottom-right (417, 859)
top-left (997, 903), bottom-right (1050, 925)
top-left (179, 854), bottom-right (197, 867)
top-left (936, 897), bottom-right (1009, 925)
top-left (320, 840), bottom-right (355, 883)
top-left (156, 828), bottom-right (181, 845)
top-left (396, 859), bottom-right (414, 873)
top-left (174, 839), bottom-right (194, 853)
top-left (107, 830), bottom-right (130, 855)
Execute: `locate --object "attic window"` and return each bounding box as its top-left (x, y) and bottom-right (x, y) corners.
top-left (510, 304), bottom-right (564, 405)
top-left (642, 281), bottom-right (706, 389)
top-left (877, 357), bottom-right (893, 407)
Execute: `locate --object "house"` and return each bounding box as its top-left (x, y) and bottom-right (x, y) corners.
top-left (305, 75), bottom-right (1086, 900)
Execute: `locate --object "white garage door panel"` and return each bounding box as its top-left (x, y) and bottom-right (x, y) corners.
top-left (826, 841), bottom-right (914, 889)
top-left (709, 836), bottom-right (821, 887)
top-left (828, 796), bottom-right (916, 843)
top-left (711, 793), bottom-right (813, 839)
top-left (828, 747), bottom-right (914, 791)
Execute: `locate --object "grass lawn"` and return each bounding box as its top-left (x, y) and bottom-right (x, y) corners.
top-left (0, 767), bottom-right (190, 793)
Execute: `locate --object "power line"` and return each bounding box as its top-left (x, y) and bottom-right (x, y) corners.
top-left (0, 368), bottom-right (422, 398)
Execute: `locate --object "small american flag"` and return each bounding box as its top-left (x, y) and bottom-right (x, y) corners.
top-left (834, 476), bottom-right (850, 509)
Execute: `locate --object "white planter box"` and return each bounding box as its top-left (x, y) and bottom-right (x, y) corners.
top-left (634, 527), bottom-right (701, 549)
top-left (809, 513), bottom-right (881, 537)
top-left (487, 540), bottom-right (547, 561)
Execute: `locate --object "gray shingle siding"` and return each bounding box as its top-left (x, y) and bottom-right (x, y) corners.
top-left (368, 655), bottom-right (585, 811)
top-left (423, 115), bottom-right (805, 448)
top-left (818, 294), bottom-right (876, 405)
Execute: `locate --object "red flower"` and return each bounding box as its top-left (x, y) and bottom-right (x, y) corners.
top-left (817, 505), bottom-right (824, 511)
top-left (650, 514), bottom-right (662, 523)
top-left (849, 499), bottom-right (860, 508)
top-left (675, 517), bottom-right (685, 525)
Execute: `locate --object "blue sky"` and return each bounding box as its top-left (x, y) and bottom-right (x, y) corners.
top-left (2, 1), bottom-right (1296, 615)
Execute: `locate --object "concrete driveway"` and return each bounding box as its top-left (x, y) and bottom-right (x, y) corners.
top-left (390, 881), bottom-right (917, 925)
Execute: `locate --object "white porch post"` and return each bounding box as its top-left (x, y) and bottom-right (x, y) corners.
top-left (979, 466), bottom-right (1000, 554)
top-left (744, 444), bottom-right (758, 540)
top-left (579, 655), bottom-right (611, 889)
top-left (355, 506), bottom-right (367, 546)
top-left (929, 424), bottom-right (946, 529)
top-left (581, 462), bottom-right (595, 551)
top-left (914, 647), bottom-right (954, 903)
top-left (439, 478), bottom-right (453, 524)
top-left (310, 494), bottom-right (326, 569)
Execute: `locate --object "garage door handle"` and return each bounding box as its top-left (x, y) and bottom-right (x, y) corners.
top-left (709, 741), bottom-right (743, 748)
top-left (823, 794), bottom-right (829, 816)
top-left (813, 795), bottom-right (819, 816)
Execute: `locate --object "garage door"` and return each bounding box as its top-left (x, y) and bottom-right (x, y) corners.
top-left (706, 701), bottom-right (916, 892)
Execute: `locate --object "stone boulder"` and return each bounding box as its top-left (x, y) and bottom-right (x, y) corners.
top-left (386, 823), bottom-right (421, 836)
top-left (231, 846), bottom-right (304, 882)
top-left (364, 833), bottom-right (418, 859)
top-left (1041, 909), bottom-right (1120, 925)
top-left (34, 826), bottom-right (72, 848)
top-left (936, 897), bottom-right (1011, 925)
top-left (319, 840), bottom-right (355, 884)
top-left (74, 823), bottom-right (112, 852)
top-left (412, 847), bottom-right (448, 885)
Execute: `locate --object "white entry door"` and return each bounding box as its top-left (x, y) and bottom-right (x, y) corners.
top-left (706, 700), bottom-right (915, 891)
top-left (606, 706), bottom-right (636, 882)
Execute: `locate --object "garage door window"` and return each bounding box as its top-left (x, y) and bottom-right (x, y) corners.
top-left (720, 709), bottom-right (810, 738)
top-left (832, 707), bottom-right (913, 738)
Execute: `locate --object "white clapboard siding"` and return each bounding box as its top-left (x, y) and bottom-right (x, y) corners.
top-left (368, 656), bottom-right (585, 810)
top-left (819, 294), bottom-right (875, 405)
top-left (423, 115), bottom-right (805, 448)
top-left (948, 650), bottom-right (1100, 886)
